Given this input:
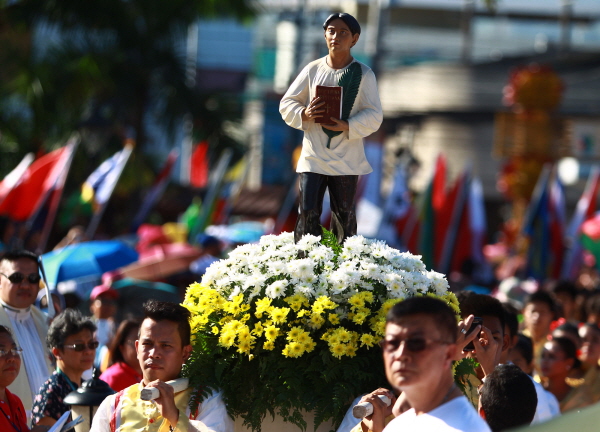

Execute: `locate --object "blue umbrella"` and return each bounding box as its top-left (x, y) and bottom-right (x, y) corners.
top-left (41, 240), bottom-right (139, 287)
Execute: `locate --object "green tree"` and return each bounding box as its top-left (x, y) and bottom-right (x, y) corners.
top-left (0, 0), bottom-right (253, 162)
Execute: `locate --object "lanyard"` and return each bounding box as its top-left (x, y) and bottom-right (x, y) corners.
top-left (0, 401), bottom-right (22, 432)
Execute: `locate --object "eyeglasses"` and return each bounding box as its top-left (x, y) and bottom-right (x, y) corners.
top-left (0, 347), bottom-right (23, 358)
top-left (379, 337), bottom-right (450, 353)
top-left (0, 272), bottom-right (41, 285)
top-left (62, 341), bottom-right (99, 352)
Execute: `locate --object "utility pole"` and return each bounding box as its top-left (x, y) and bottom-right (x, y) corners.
top-left (365, 0), bottom-right (388, 77)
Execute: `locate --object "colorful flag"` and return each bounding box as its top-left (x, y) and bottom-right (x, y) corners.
top-left (562, 167), bottom-right (600, 279)
top-left (81, 145), bottom-right (133, 208)
top-left (0, 145), bottom-right (74, 222)
top-left (437, 168), bottom-right (471, 273)
top-left (84, 144), bottom-right (134, 239)
top-left (190, 141), bottom-right (209, 189)
top-left (376, 164), bottom-right (411, 249)
top-left (130, 150), bottom-right (179, 232)
top-left (522, 166), bottom-right (565, 281)
top-left (418, 154), bottom-right (446, 269)
top-left (0, 153), bottom-right (34, 204)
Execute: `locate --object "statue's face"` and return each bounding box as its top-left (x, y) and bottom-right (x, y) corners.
top-left (324, 18), bottom-right (359, 55)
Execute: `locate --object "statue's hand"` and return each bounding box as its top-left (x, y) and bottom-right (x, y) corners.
top-left (302, 97), bottom-right (326, 121)
top-left (321, 117), bottom-right (349, 131)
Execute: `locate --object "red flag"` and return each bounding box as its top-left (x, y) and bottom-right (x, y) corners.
top-left (0, 153), bottom-right (34, 204)
top-left (190, 141), bottom-right (209, 188)
top-left (0, 146), bottom-right (72, 222)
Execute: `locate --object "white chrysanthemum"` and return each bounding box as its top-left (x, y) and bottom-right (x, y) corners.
top-left (294, 281), bottom-right (315, 297)
top-left (288, 258), bottom-right (315, 280)
top-left (243, 274), bottom-right (267, 291)
top-left (296, 234), bottom-right (321, 250)
top-left (309, 245), bottom-right (335, 263)
top-left (266, 280), bottom-right (287, 298)
top-left (343, 235), bottom-right (369, 256)
top-left (301, 273), bottom-right (318, 285)
top-left (268, 261), bottom-right (287, 276)
top-left (427, 271), bottom-right (450, 296)
top-left (360, 262), bottom-right (382, 280)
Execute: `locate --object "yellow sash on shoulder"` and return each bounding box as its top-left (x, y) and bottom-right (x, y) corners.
top-left (119, 383), bottom-right (192, 432)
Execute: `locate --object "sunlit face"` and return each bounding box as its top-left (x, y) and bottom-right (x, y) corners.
top-left (54, 329), bottom-right (96, 376)
top-left (462, 315), bottom-right (505, 380)
top-left (0, 332), bottom-right (21, 389)
top-left (136, 319), bottom-right (191, 384)
top-left (523, 301), bottom-right (553, 341)
top-left (382, 314), bottom-right (455, 393)
top-left (0, 258), bottom-right (40, 309)
top-left (324, 19), bottom-right (359, 56)
top-left (579, 325), bottom-right (600, 366)
top-left (540, 340), bottom-right (573, 380)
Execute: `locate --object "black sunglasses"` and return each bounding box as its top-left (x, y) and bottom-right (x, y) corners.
top-left (0, 272), bottom-right (41, 285)
top-left (379, 337), bottom-right (448, 353)
top-left (62, 341), bottom-right (100, 352)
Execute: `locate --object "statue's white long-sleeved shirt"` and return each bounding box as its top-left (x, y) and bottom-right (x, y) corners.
top-left (279, 57), bottom-right (383, 176)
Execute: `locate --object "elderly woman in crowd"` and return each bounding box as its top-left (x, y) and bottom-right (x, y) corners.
top-left (31, 309), bottom-right (97, 427)
top-left (99, 319), bottom-right (142, 392)
top-left (0, 325), bottom-right (51, 431)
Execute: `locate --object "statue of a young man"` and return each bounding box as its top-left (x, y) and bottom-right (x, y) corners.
top-left (280, 12), bottom-right (383, 244)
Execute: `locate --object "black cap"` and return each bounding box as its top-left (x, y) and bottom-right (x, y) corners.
top-left (323, 13), bottom-right (361, 36)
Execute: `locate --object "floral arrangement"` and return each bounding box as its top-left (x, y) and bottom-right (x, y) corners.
top-left (183, 230), bottom-right (459, 431)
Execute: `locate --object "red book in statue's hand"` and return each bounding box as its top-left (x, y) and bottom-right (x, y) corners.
top-left (315, 85), bottom-right (343, 125)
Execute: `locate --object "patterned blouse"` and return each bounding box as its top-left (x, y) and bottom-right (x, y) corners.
top-left (31, 370), bottom-right (78, 426)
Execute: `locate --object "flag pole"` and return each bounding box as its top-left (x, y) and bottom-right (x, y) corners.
top-left (36, 135), bottom-right (80, 254)
top-left (86, 142), bottom-right (134, 239)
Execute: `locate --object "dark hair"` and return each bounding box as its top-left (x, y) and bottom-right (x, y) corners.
top-left (0, 250), bottom-right (39, 267)
top-left (585, 292), bottom-right (600, 318)
top-left (549, 336), bottom-right (581, 369)
top-left (142, 300), bottom-right (191, 346)
top-left (502, 302), bottom-right (519, 339)
top-left (552, 280), bottom-right (578, 300)
top-left (108, 319), bottom-right (141, 366)
top-left (323, 12), bottom-right (361, 35)
top-left (458, 293), bottom-right (505, 336)
top-left (552, 322), bottom-right (581, 345)
top-left (480, 364), bottom-right (537, 432)
top-left (0, 325), bottom-right (12, 338)
top-left (514, 334), bottom-right (534, 367)
top-left (47, 309), bottom-right (97, 358)
top-left (525, 291), bottom-right (556, 318)
top-left (387, 296), bottom-right (457, 343)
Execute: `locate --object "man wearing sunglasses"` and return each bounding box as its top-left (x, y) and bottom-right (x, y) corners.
top-left (0, 250), bottom-right (52, 415)
top-left (359, 296), bottom-right (490, 432)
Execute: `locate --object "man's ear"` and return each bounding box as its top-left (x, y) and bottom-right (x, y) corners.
top-left (182, 344), bottom-right (193, 363)
top-left (479, 406), bottom-right (486, 420)
top-left (502, 332), bottom-right (511, 353)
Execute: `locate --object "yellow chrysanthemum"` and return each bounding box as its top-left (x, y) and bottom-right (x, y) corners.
top-left (283, 342), bottom-right (304, 358)
top-left (252, 322), bottom-right (264, 337)
top-left (211, 326), bottom-right (219, 335)
top-left (219, 332), bottom-right (235, 348)
top-left (255, 297), bottom-right (273, 318)
top-left (287, 326), bottom-right (302, 341)
top-left (352, 311), bottom-right (368, 325)
top-left (360, 333), bottom-right (378, 348)
top-left (328, 313), bottom-right (340, 325)
top-left (263, 341), bottom-right (275, 350)
top-left (264, 325), bottom-right (279, 341)
top-left (344, 343), bottom-right (357, 357)
top-left (308, 313), bottom-right (325, 329)
top-left (330, 343), bottom-right (345, 359)
top-left (270, 307), bottom-right (290, 324)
